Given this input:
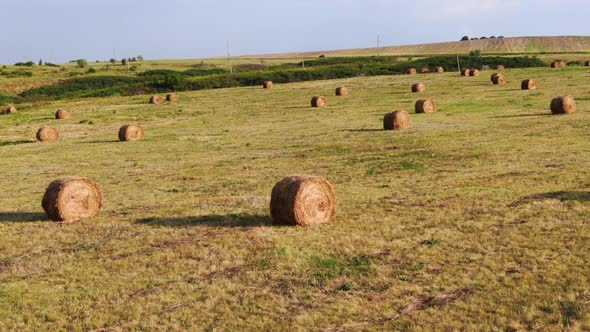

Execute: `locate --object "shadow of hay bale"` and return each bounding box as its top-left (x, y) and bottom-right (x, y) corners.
top-left (0, 140), bottom-right (35, 147)
top-left (137, 214), bottom-right (270, 228)
top-left (510, 191), bottom-right (590, 206)
top-left (0, 212), bottom-right (48, 222)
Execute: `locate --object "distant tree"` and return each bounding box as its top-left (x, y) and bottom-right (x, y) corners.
top-left (480, 36), bottom-right (487, 40)
top-left (76, 59), bottom-right (88, 68)
top-left (137, 55), bottom-right (144, 61)
top-left (39, 59), bottom-right (43, 66)
top-left (471, 38), bottom-right (479, 40)
top-left (469, 49), bottom-right (481, 57)
top-left (122, 58), bottom-right (128, 66)
top-left (460, 36), bottom-right (469, 41)
top-left (15, 61), bottom-right (35, 67)
top-left (131, 57), bottom-right (137, 62)
top-left (87, 67), bottom-right (97, 73)
top-left (490, 36), bottom-right (497, 39)
top-left (110, 58), bottom-right (116, 64)
top-left (498, 36), bottom-right (505, 38)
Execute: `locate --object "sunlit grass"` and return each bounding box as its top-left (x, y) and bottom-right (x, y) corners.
top-left (0, 66), bottom-right (588, 330)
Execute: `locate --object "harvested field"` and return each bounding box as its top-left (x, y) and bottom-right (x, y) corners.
top-left (0, 65), bottom-right (588, 331)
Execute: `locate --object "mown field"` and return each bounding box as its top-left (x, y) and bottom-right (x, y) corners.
top-left (0, 64), bottom-right (589, 330)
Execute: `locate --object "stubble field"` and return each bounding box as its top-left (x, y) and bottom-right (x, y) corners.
top-left (0, 65), bottom-right (589, 330)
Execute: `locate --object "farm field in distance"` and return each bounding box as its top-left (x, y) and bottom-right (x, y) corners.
top-left (0, 62), bottom-right (589, 330)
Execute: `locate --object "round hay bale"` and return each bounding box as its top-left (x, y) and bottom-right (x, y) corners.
top-left (435, 67), bottom-right (444, 73)
top-left (461, 69), bottom-right (471, 77)
top-left (551, 61), bottom-right (566, 69)
top-left (3, 106), bottom-right (16, 114)
top-left (149, 95), bottom-right (163, 105)
top-left (311, 96), bottom-right (327, 108)
top-left (383, 110), bottom-right (412, 130)
top-left (270, 175), bottom-right (336, 227)
top-left (42, 176), bottom-right (103, 222)
top-left (407, 68), bottom-right (417, 75)
top-left (469, 69), bottom-right (480, 77)
top-left (263, 81), bottom-right (273, 89)
top-left (521, 79), bottom-right (537, 90)
top-left (118, 125), bottom-right (145, 141)
top-left (166, 93), bottom-right (178, 102)
top-left (585, 61), bottom-right (590, 67)
top-left (411, 83), bottom-right (425, 93)
top-left (497, 65), bottom-right (506, 70)
top-left (550, 96), bottom-right (576, 115)
top-left (335, 87), bottom-right (349, 96)
top-left (36, 127), bottom-right (59, 142)
top-left (415, 98), bottom-right (436, 113)
top-left (491, 73), bottom-right (506, 85)
top-left (420, 67), bottom-right (430, 74)
top-left (55, 109), bottom-right (71, 119)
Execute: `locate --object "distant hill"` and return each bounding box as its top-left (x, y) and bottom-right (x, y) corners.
top-left (237, 36), bottom-right (590, 59)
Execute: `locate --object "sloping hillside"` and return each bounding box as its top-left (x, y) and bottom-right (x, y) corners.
top-left (239, 36), bottom-right (590, 58)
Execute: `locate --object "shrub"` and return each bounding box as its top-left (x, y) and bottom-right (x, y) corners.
top-left (45, 63), bottom-right (59, 67)
top-left (87, 67), bottom-right (97, 74)
top-left (122, 59), bottom-right (127, 66)
top-left (469, 50), bottom-right (482, 57)
top-left (77, 59), bottom-right (88, 68)
top-left (15, 61), bottom-right (35, 67)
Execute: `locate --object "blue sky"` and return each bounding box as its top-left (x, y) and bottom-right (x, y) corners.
top-left (1, 0), bottom-right (589, 64)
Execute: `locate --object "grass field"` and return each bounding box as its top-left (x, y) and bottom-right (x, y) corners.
top-left (0, 65), bottom-right (589, 330)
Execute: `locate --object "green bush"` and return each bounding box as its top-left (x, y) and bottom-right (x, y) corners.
top-left (77, 59), bottom-right (88, 68)
top-left (15, 61), bottom-right (35, 67)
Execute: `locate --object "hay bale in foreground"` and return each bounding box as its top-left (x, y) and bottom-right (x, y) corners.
top-left (491, 73), bottom-right (506, 85)
top-left (461, 69), bottom-right (471, 77)
top-left (469, 69), bottom-right (480, 77)
top-left (118, 125), bottom-right (145, 141)
top-left (435, 67), bottom-right (444, 73)
top-left (270, 175), bottom-right (336, 226)
top-left (149, 95), bottom-right (163, 104)
top-left (3, 106), bottom-right (16, 114)
top-left (36, 127), bottom-right (59, 142)
top-left (497, 65), bottom-right (506, 70)
top-left (55, 109), bottom-right (71, 119)
top-left (335, 87), bottom-right (349, 96)
top-left (550, 96), bottom-right (576, 114)
top-left (415, 98), bottom-right (436, 113)
top-left (263, 81), bottom-right (273, 89)
top-left (411, 83), bottom-right (425, 93)
top-left (420, 67), bottom-right (430, 74)
top-left (585, 61), bottom-right (590, 66)
top-left (383, 110), bottom-right (412, 130)
top-left (521, 79), bottom-right (537, 90)
top-left (42, 176), bottom-right (103, 222)
top-left (407, 68), bottom-right (417, 75)
top-left (166, 93), bottom-right (178, 102)
top-left (311, 96), bottom-right (327, 107)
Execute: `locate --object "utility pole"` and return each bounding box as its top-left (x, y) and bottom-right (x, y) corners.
top-left (227, 40), bottom-right (233, 74)
top-left (301, 52), bottom-right (305, 69)
top-left (456, 55), bottom-right (461, 74)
